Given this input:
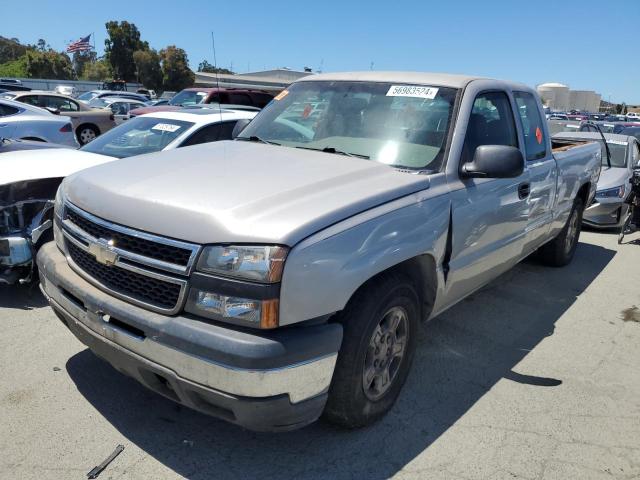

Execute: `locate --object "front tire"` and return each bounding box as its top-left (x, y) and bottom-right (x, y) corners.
top-left (538, 197), bottom-right (584, 267)
top-left (324, 273), bottom-right (419, 428)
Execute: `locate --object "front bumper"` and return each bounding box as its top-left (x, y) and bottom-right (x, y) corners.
top-left (583, 199), bottom-right (628, 228)
top-left (37, 242), bottom-right (342, 431)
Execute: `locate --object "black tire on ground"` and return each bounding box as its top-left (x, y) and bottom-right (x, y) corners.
top-left (324, 272), bottom-right (419, 428)
top-left (538, 197), bottom-right (584, 267)
top-left (76, 124), bottom-right (99, 145)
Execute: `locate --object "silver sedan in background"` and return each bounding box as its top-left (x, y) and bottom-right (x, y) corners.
top-left (0, 98), bottom-right (78, 147)
top-left (553, 131), bottom-right (640, 228)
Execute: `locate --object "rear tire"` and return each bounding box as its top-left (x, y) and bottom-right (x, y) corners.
top-left (324, 273), bottom-right (419, 428)
top-left (76, 124), bottom-right (99, 145)
top-left (538, 197), bottom-right (584, 267)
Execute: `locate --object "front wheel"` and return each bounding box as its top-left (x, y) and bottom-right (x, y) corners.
top-left (324, 273), bottom-right (419, 428)
top-left (538, 197), bottom-right (584, 267)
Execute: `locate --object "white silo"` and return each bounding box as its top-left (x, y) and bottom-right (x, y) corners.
top-left (537, 83), bottom-right (570, 110)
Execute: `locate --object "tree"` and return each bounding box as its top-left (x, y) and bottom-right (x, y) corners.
top-left (0, 57), bottom-right (27, 77)
top-left (72, 50), bottom-right (97, 77)
top-left (133, 49), bottom-right (162, 90)
top-left (81, 59), bottom-right (112, 81)
top-left (104, 21), bottom-right (147, 81)
top-left (197, 60), bottom-right (233, 74)
top-left (24, 50), bottom-right (75, 80)
top-left (160, 46), bottom-right (194, 91)
top-left (0, 36), bottom-right (28, 64)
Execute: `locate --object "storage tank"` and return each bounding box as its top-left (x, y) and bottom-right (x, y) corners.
top-left (537, 82), bottom-right (570, 110)
top-left (570, 90), bottom-right (601, 112)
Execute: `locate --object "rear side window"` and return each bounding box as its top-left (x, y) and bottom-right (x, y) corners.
top-left (19, 95), bottom-right (40, 106)
top-left (463, 91), bottom-right (518, 163)
top-left (181, 123), bottom-right (222, 146)
top-left (252, 93), bottom-right (274, 108)
top-left (227, 93), bottom-right (252, 105)
top-left (514, 91), bottom-right (547, 161)
top-left (0, 104), bottom-right (19, 116)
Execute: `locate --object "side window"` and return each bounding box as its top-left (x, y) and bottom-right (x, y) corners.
top-left (0, 104), bottom-right (19, 116)
top-left (463, 91), bottom-right (518, 163)
top-left (20, 95), bottom-right (41, 106)
top-left (514, 91), bottom-right (548, 161)
top-left (218, 121), bottom-right (237, 140)
top-left (253, 93), bottom-right (274, 108)
top-left (180, 123), bottom-right (222, 146)
top-left (227, 93), bottom-right (252, 105)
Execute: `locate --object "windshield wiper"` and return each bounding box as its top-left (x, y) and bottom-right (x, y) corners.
top-left (236, 136), bottom-right (280, 146)
top-left (295, 146), bottom-right (369, 159)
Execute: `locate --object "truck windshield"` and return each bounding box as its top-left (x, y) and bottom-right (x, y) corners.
top-left (238, 81), bottom-right (458, 170)
top-left (80, 117), bottom-right (194, 158)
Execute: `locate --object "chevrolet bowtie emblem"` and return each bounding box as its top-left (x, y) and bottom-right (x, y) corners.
top-left (88, 238), bottom-right (117, 266)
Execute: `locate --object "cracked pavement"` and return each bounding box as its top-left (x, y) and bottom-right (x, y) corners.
top-left (1, 230), bottom-right (639, 479)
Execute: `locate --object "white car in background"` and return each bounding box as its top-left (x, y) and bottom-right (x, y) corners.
top-left (54, 85), bottom-right (77, 97)
top-left (0, 98), bottom-right (78, 147)
top-left (87, 96), bottom-right (147, 125)
top-left (1, 107), bottom-right (257, 284)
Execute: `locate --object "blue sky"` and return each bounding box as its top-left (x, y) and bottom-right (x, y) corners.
top-left (5, 0), bottom-right (639, 103)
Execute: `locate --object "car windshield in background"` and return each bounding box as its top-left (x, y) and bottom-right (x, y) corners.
top-left (80, 117), bottom-right (194, 158)
top-left (87, 97), bottom-right (110, 109)
top-left (77, 91), bottom-right (99, 102)
top-left (169, 91), bottom-right (208, 106)
top-left (600, 140), bottom-right (627, 168)
top-left (237, 81), bottom-right (458, 171)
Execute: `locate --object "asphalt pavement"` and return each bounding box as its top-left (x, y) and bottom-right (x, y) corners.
top-left (1, 230), bottom-right (639, 480)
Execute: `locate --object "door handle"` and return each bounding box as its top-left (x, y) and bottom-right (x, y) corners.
top-left (518, 182), bottom-right (530, 199)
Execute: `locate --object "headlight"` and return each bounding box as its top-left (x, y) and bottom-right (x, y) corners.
top-left (53, 186), bottom-right (65, 251)
top-left (197, 245), bottom-right (288, 283)
top-left (189, 245), bottom-right (287, 328)
top-left (53, 185), bottom-right (65, 219)
top-left (595, 185), bottom-right (625, 199)
top-left (187, 290), bottom-right (279, 329)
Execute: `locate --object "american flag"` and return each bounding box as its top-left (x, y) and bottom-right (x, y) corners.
top-left (66, 34), bottom-right (92, 53)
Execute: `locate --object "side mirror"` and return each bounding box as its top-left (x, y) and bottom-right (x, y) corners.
top-left (232, 118), bottom-right (252, 139)
top-left (461, 145), bottom-right (524, 179)
top-left (44, 107), bottom-right (60, 115)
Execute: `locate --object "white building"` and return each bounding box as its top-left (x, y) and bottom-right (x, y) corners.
top-left (537, 83), bottom-right (570, 111)
top-left (569, 90), bottom-right (601, 112)
top-left (536, 82), bottom-right (602, 112)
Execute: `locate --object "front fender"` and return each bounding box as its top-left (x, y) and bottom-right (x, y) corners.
top-left (279, 189), bottom-right (450, 326)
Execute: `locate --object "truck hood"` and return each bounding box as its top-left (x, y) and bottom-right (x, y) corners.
top-left (64, 141), bottom-right (431, 246)
top-left (597, 166), bottom-right (630, 191)
top-left (0, 148), bottom-right (114, 186)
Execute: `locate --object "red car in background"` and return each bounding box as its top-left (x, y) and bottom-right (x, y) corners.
top-left (130, 87), bottom-right (275, 117)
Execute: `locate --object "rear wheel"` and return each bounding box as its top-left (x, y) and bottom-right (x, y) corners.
top-left (538, 197), bottom-right (584, 267)
top-left (76, 125), bottom-right (99, 145)
top-left (324, 273), bottom-right (419, 428)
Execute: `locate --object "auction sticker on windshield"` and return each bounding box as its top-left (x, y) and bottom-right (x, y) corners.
top-left (386, 85), bottom-right (439, 99)
top-left (151, 123), bottom-right (181, 133)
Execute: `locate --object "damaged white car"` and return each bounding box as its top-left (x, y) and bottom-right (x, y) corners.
top-left (0, 150), bottom-right (113, 284)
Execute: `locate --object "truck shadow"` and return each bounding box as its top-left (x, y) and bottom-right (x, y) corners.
top-left (0, 283), bottom-right (48, 310)
top-left (65, 242), bottom-right (615, 480)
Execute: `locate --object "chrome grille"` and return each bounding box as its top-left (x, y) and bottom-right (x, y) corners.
top-left (65, 208), bottom-right (193, 266)
top-left (60, 202), bottom-right (200, 314)
top-left (67, 242), bottom-right (181, 309)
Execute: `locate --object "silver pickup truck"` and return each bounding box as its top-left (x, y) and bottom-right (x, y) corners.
top-left (37, 72), bottom-right (601, 431)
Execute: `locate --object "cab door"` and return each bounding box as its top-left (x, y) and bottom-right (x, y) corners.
top-left (442, 90), bottom-right (530, 306)
top-left (513, 91), bottom-right (557, 252)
